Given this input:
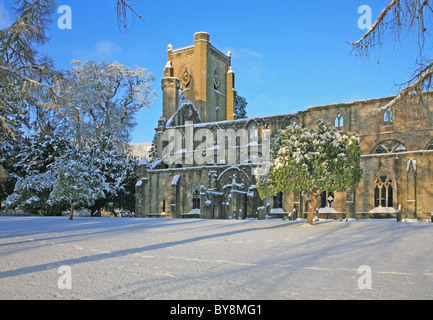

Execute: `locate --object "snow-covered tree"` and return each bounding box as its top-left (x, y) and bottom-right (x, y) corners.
top-left (1, 0), bottom-right (148, 215)
top-left (4, 128), bottom-right (72, 214)
top-left (0, 1), bottom-right (147, 145)
top-left (234, 93), bottom-right (247, 120)
top-left (0, 0), bottom-right (57, 143)
top-left (48, 155), bottom-right (106, 220)
top-left (0, 138), bottom-right (16, 205)
top-left (5, 170), bottom-right (56, 215)
top-left (6, 133), bottom-right (138, 216)
top-left (86, 137), bottom-right (138, 214)
top-left (12, 125), bottom-right (71, 178)
top-left (257, 120), bottom-right (363, 225)
top-left (149, 132), bottom-right (158, 161)
top-left (55, 60), bottom-right (156, 148)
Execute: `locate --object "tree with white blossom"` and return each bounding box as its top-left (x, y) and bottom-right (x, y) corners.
top-left (257, 120), bottom-right (363, 225)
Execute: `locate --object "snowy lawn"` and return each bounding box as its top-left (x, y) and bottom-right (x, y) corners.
top-left (0, 216), bottom-right (432, 300)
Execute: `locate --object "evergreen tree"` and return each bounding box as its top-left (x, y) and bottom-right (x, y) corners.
top-left (149, 132), bottom-right (158, 161)
top-left (257, 120), bottom-right (363, 224)
top-left (0, 0), bottom-right (57, 143)
top-left (1, 0), bottom-right (149, 217)
top-left (48, 149), bottom-right (106, 220)
top-left (86, 136), bottom-right (138, 215)
top-left (5, 127), bottom-right (71, 215)
top-left (234, 94), bottom-right (247, 120)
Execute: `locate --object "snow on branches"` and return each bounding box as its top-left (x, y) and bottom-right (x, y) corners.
top-left (5, 134), bottom-right (138, 217)
top-left (48, 154), bottom-right (106, 220)
top-left (350, 0), bottom-right (433, 112)
top-left (56, 60), bottom-right (156, 147)
top-left (257, 120), bottom-right (363, 224)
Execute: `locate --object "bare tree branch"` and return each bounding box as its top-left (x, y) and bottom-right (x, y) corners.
top-left (0, 64), bottom-right (44, 86)
top-left (350, 0), bottom-right (433, 111)
top-left (351, 0), bottom-right (398, 47)
top-left (116, 0), bottom-right (144, 33)
top-left (380, 59), bottom-right (433, 111)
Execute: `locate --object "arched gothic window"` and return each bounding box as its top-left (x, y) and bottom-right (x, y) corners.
top-left (426, 140), bottom-right (433, 150)
top-left (249, 124), bottom-right (258, 141)
top-left (374, 176), bottom-right (393, 208)
top-left (334, 113), bottom-right (344, 129)
top-left (373, 141), bottom-right (407, 154)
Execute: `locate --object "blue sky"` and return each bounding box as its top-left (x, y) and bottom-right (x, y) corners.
top-left (0, 0), bottom-right (422, 143)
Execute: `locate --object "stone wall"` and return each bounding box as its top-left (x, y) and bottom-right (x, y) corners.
top-left (136, 92), bottom-right (433, 221)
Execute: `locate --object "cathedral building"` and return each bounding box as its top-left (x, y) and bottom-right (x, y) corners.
top-left (135, 32), bottom-right (433, 221)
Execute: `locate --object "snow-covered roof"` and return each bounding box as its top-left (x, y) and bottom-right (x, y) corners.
top-left (138, 156), bottom-right (150, 166)
top-left (166, 101), bottom-right (202, 127)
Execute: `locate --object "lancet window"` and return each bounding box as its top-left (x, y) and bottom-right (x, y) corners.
top-left (374, 176), bottom-right (393, 208)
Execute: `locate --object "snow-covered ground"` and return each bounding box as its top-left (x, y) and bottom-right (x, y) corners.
top-left (0, 216), bottom-right (432, 300)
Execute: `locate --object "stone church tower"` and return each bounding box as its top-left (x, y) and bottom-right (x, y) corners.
top-left (161, 32), bottom-right (235, 123)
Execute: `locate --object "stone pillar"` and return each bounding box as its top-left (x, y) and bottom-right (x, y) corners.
top-left (298, 191), bottom-right (305, 220)
top-left (406, 159), bottom-right (417, 219)
top-left (164, 59), bottom-right (174, 77)
top-left (156, 116), bottom-right (166, 159)
top-left (171, 174), bottom-right (181, 218)
top-left (345, 188), bottom-right (356, 219)
top-left (194, 32), bottom-right (209, 122)
top-left (226, 67), bottom-right (235, 121)
top-left (199, 185), bottom-right (209, 219)
top-left (292, 191), bottom-right (301, 220)
top-left (162, 45), bottom-right (179, 121)
top-left (247, 185), bottom-right (257, 219)
top-left (161, 77), bottom-right (180, 120)
top-left (135, 174), bottom-right (148, 218)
